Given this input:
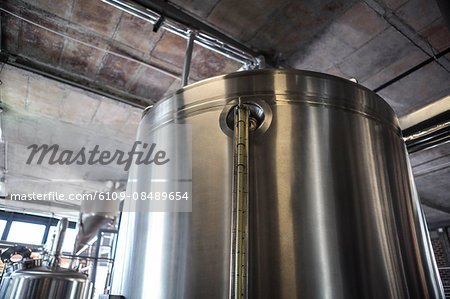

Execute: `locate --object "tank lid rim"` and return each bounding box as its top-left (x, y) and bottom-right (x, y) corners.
top-left (177, 69), bottom-right (381, 100)
top-left (149, 69), bottom-right (398, 129)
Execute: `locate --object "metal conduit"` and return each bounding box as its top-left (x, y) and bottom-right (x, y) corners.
top-left (403, 110), bottom-right (450, 153)
top-left (101, 0), bottom-right (260, 68)
top-left (404, 121), bottom-right (450, 153)
top-left (182, 31), bottom-right (196, 87)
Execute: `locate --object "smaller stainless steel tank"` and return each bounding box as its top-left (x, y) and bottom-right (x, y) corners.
top-left (0, 218), bottom-right (89, 299)
top-left (0, 259), bottom-right (89, 299)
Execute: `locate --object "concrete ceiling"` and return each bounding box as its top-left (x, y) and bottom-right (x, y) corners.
top-left (0, 0), bottom-right (449, 225)
top-left (0, 64), bottom-right (140, 216)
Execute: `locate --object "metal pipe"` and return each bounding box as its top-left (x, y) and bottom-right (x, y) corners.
top-left (90, 230), bottom-right (103, 299)
top-left (182, 31), bottom-right (195, 87)
top-left (232, 101), bottom-right (249, 299)
top-left (101, 0), bottom-right (259, 67)
top-left (133, 0), bottom-right (259, 59)
top-left (403, 121), bottom-right (450, 142)
top-left (47, 218), bottom-right (68, 268)
top-left (54, 218), bottom-right (68, 256)
top-left (404, 121), bottom-right (450, 153)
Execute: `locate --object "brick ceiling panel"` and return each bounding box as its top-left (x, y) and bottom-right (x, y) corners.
top-left (107, 42), bottom-right (150, 63)
top-left (0, 68), bottom-right (29, 110)
top-left (395, 0), bottom-right (442, 32)
top-left (71, 0), bottom-right (123, 37)
top-left (64, 27), bottom-right (110, 49)
top-left (337, 27), bottom-right (418, 83)
top-left (190, 45), bottom-right (242, 80)
top-left (249, 0), bottom-right (355, 56)
top-left (151, 32), bottom-right (188, 68)
top-left (207, 0), bottom-right (286, 42)
top-left (113, 13), bottom-right (163, 54)
top-left (361, 48), bottom-right (428, 89)
top-left (378, 61), bottom-right (450, 116)
top-left (326, 2), bottom-right (389, 49)
top-left (380, 0), bottom-right (408, 10)
top-left (19, 21), bottom-right (65, 65)
top-left (91, 100), bottom-right (132, 127)
top-left (121, 111), bottom-right (143, 136)
top-left (170, 0), bottom-right (220, 18)
top-left (95, 53), bottom-right (141, 89)
top-left (1, 14), bottom-right (21, 53)
top-left (419, 18), bottom-right (450, 52)
top-left (27, 77), bottom-right (65, 119)
top-left (287, 2), bottom-right (389, 72)
top-left (59, 40), bottom-right (106, 77)
top-left (288, 32), bottom-right (355, 71)
top-left (59, 90), bottom-right (101, 125)
top-left (17, 1), bottom-right (69, 32)
top-left (129, 66), bottom-right (176, 101)
top-left (30, 0), bottom-right (73, 19)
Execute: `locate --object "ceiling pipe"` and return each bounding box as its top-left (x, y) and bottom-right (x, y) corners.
top-left (404, 122), bottom-right (450, 154)
top-left (403, 110), bottom-right (450, 153)
top-left (101, 0), bottom-right (261, 68)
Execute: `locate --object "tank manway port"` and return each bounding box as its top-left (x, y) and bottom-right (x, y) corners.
top-left (226, 102), bottom-right (265, 132)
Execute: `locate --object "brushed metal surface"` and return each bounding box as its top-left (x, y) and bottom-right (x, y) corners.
top-left (0, 266), bottom-right (89, 299)
top-left (111, 69), bottom-right (444, 298)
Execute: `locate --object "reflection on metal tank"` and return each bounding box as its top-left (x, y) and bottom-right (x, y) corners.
top-left (0, 219), bottom-right (89, 299)
top-left (111, 70), bottom-right (444, 298)
top-left (0, 260), bottom-right (89, 299)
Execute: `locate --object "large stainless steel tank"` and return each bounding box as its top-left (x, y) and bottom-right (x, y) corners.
top-left (111, 69), bottom-right (444, 298)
